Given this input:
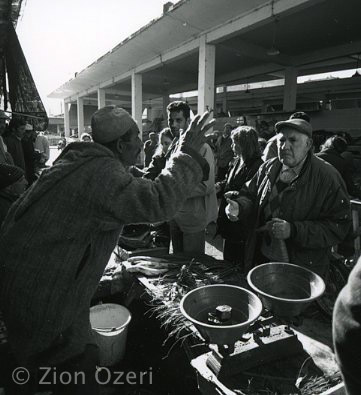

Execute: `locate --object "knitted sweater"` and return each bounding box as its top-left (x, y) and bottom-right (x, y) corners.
top-left (0, 142), bottom-right (204, 366)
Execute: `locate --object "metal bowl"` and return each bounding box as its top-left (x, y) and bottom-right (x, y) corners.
top-left (180, 284), bottom-right (263, 346)
top-left (247, 262), bottom-right (325, 318)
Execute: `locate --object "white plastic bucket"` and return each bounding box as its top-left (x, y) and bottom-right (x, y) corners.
top-left (90, 303), bottom-right (132, 366)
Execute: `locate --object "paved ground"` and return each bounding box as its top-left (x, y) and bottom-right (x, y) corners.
top-left (205, 222), bottom-right (223, 260)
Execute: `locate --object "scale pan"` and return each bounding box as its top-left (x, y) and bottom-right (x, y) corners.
top-left (180, 284), bottom-right (262, 346)
top-left (247, 262), bottom-right (325, 318)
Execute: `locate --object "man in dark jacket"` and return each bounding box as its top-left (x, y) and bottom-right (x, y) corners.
top-left (215, 123), bottom-right (234, 181)
top-left (0, 105), bottom-right (214, 394)
top-left (317, 135), bottom-right (361, 198)
top-left (143, 131), bottom-right (158, 167)
top-left (226, 118), bottom-right (351, 278)
top-left (4, 117), bottom-right (26, 170)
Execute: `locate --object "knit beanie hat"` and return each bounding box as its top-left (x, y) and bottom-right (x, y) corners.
top-left (0, 163), bottom-right (25, 189)
top-left (91, 106), bottom-right (138, 144)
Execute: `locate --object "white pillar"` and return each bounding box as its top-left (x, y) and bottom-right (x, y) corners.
top-left (97, 88), bottom-right (106, 109)
top-left (131, 72), bottom-right (143, 137)
top-left (162, 94), bottom-right (170, 121)
top-left (77, 97), bottom-right (84, 137)
top-left (197, 35), bottom-right (216, 114)
top-left (63, 100), bottom-right (70, 138)
top-left (283, 67), bottom-right (298, 112)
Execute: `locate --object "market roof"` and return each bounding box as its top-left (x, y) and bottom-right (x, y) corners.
top-left (49, 0), bottom-right (361, 102)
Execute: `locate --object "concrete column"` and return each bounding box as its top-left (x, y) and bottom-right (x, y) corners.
top-left (77, 97), bottom-right (84, 138)
top-left (97, 88), bottom-right (106, 109)
top-left (283, 67), bottom-right (298, 112)
top-left (63, 100), bottom-right (70, 137)
top-left (131, 72), bottom-right (143, 137)
top-left (162, 94), bottom-right (170, 121)
top-left (198, 35), bottom-right (216, 114)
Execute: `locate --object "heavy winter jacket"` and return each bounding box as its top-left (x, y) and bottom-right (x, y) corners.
top-left (217, 155), bottom-right (263, 242)
top-left (237, 153), bottom-right (351, 277)
top-left (0, 142), bottom-right (205, 366)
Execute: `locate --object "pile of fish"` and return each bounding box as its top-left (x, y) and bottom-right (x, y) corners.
top-left (125, 256), bottom-right (173, 276)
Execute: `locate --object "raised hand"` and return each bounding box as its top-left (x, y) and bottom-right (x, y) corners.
top-left (179, 111), bottom-right (215, 152)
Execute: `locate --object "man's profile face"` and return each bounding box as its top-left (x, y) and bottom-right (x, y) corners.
top-left (277, 128), bottom-right (312, 168)
top-left (119, 125), bottom-right (143, 166)
top-left (168, 110), bottom-right (189, 138)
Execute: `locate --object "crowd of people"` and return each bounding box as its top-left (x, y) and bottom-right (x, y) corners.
top-left (0, 102), bottom-right (360, 394)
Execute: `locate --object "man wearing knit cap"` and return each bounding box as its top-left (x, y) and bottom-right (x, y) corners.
top-left (0, 163), bottom-right (27, 227)
top-left (225, 116), bottom-right (351, 278)
top-left (0, 105), bottom-right (214, 394)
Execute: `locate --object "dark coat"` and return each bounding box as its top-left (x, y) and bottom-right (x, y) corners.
top-left (4, 134), bottom-right (25, 170)
top-left (217, 156), bottom-right (263, 242)
top-left (216, 135), bottom-right (234, 169)
top-left (0, 190), bottom-right (17, 227)
top-left (238, 154), bottom-right (351, 277)
top-left (0, 142), bottom-right (204, 366)
top-left (317, 148), bottom-right (358, 196)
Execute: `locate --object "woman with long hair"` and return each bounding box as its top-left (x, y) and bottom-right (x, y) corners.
top-left (216, 126), bottom-right (263, 267)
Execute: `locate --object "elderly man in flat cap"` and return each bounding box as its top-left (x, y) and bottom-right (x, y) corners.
top-left (225, 117), bottom-right (351, 278)
top-left (0, 105), bottom-right (214, 394)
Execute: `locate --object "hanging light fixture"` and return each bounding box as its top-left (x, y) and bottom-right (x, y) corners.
top-left (267, 1), bottom-right (280, 56)
top-left (267, 19), bottom-right (280, 56)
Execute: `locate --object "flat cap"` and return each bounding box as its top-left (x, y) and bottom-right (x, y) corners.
top-left (275, 118), bottom-right (312, 138)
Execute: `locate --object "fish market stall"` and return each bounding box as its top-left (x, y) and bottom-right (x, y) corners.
top-left (97, 251), bottom-right (344, 394)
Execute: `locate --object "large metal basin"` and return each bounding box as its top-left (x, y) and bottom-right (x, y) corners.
top-left (247, 262), bottom-right (325, 318)
top-left (180, 284), bottom-right (263, 346)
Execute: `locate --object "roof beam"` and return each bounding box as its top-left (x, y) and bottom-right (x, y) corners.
top-left (219, 39), bottom-right (294, 66)
top-left (206, 0), bottom-right (327, 43)
top-left (295, 40), bottom-right (361, 67)
top-left (216, 64), bottom-right (283, 85)
top-left (58, 0), bottom-right (327, 102)
top-left (62, 38), bottom-right (200, 102)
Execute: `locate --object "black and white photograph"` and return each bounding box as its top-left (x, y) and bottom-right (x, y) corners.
top-left (0, 0), bottom-right (361, 394)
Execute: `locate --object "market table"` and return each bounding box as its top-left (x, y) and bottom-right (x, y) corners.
top-left (98, 251), bottom-right (344, 394)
